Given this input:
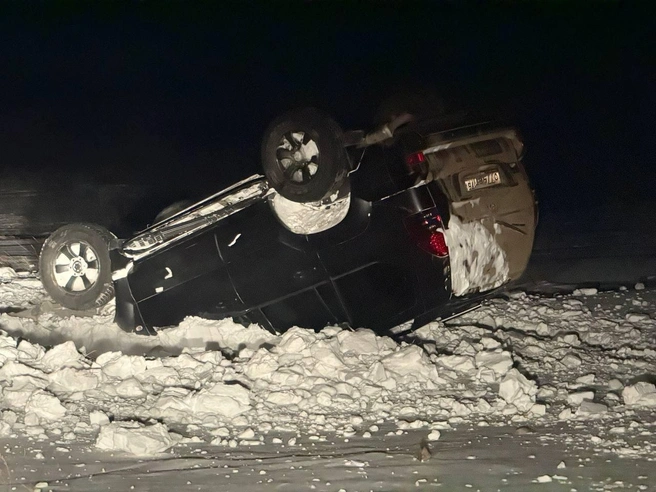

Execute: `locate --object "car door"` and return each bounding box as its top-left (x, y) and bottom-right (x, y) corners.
top-left (216, 198), bottom-right (337, 332)
top-left (128, 226), bottom-right (244, 328)
top-left (307, 194), bottom-right (429, 331)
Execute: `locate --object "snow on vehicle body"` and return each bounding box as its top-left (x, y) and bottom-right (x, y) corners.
top-left (39, 109), bottom-right (536, 335)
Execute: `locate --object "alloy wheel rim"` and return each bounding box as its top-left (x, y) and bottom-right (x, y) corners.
top-left (275, 131), bottom-right (320, 185)
top-left (53, 241), bottom-right (100, 293)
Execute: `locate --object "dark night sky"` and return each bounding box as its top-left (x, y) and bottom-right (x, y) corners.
top-left (1, 1), bottom-right (654, 217)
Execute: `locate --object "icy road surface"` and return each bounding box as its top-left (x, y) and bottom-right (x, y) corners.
top-left (0, 272), bottom-right (655, 490)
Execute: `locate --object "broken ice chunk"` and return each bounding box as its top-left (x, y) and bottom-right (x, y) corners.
top-left (577, 401), bottom-right (607, 415)
top-left (622, 382), bottom-right (656, 406)
top-left (95, 422), bottom-right (174, 455)
top-left (498, 369), bottom-right (537, 413)
top-left (567, 391), bottom-right (594, 406)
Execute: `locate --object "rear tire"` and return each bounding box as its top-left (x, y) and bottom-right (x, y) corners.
top-left (262, 108), bottom-right (350, 203)
top-left (39, 224), bottom-right (115, 311)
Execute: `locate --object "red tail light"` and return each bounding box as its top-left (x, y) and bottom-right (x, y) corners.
top-left (428, 230), bottom-right (449, 257)
top-left (405, 151), bottom-right (426, 172)
top-left (404, 209), bottom-right (449, 258)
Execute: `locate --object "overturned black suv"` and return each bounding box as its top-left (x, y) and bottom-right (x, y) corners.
top-left (39, 108), bottom-right (536, 335)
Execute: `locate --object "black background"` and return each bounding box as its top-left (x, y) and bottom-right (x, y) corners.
top-left (1, 1), bottom-right (653, 229)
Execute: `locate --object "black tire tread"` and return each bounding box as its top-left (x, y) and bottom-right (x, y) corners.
top-left (262, 108), bottom-right (349, 203)
top-left (39, 223), bottom-right (116, 311)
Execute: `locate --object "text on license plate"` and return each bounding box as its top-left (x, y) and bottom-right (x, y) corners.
top-left (464, 170), bottom-right (501, 192)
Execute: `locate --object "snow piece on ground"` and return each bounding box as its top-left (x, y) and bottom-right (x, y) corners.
top-left (577, 401), bottom-right (608, 415)
top-left (159, 316), bottom-right (276, 353)
top-left (397, 419), bottom-right (428, 430)
top-left (622, 382), bottom-right (656, 406)
top-left (39, 341), bottom-right (85, 372)
top-left (608, 379), bottom-right (623, 391)
top-left (435, 355), bottom-right (476, 376)
top-left (89, 410), bottom-right (110, 427)
top-left (480, 337), bottom-right (501, 349)
top-left (498, 369), bottom-right (537, 413)
top-left (0, 421), bottom-right (13, 437)
top-left (48, 367), bottom-right (99, 395)
top-left (337, 329), bottom-right (381, 355)
top-left (0, 266), bottom-right (18, 281)
top-left (134, 365), bottom-right (182, 388)
top-left (153, 382), bottom-right (250, 424)
top-left (276, 326), bottom-right (315, 354)
top-left (24, 390), bottom-right (66, 422)
top-left (575, 374), bottom-right (595, 385)
top-left (238, 427), bottom-right (255, 439)
top-left (0, 360), bottom-right (48, 381)
top-left (537, 386), bottom-right (557, 401)
top-left (17, 339), bottom-right (45, 361)
top-left (97, 353), bottom-right (147, 380)
top-left (243, 348), bottom-right (279, 380)
top-left (427, 430), bottom-right (441, 441)
top-left (567, 391), bottom-right (595, 406)
top-left (344, 459), bottom-right (368, 468)
top-left (0, 278), bottom-right (46, 309)
top-left (573, 288), bottom-right (597, 296)
top-left (188, 382), bottom-right (251, 419)
top-left (454, 340), bottom-right (477, 356)
top-left (625, 312), bottom-right (650, 323)
top-left (2, 374), bottom-right (49, 411)
top-left (474, 350), bottom-right (513, 378)
top-left (560, 354), bottom-right (582, 368)
top-left (95, 422), bottom-right (173, 455)
top-left (382, 345), bottom-right (441, 383)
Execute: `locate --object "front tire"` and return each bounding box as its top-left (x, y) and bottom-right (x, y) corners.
top-left (39, 224), bottom-right (115, 311)
top-left (262, 108), bottom-right (350, 203)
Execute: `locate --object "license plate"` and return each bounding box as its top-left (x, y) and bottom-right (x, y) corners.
top-left (464, 170), bottom-right (501, 192)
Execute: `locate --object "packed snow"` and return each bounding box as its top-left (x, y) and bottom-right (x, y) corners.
top-left (0, 276), bottom-right (655, 489)
top-left (270, 191), bottom-right (351, 234)
top-left (443, 215), bottom-right (509, 295)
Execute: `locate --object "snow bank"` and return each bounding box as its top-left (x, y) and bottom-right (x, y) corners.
top-left (0, 310), bottom-right (275, 357)
top-left (0, 276), bottom-right (45, 309)
top-left (0, 306), bottom-right (539, 455)
top-left (0, 276), bottom-right (655, 459)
